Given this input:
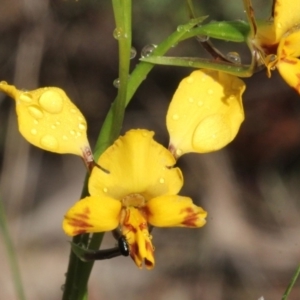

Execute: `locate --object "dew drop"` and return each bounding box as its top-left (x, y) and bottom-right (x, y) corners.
top-left (142, 131), bottom-right (148, 137)
top-left (188, 61), bottom-right (194, 66)
top-left (51, 124), bottom-right (56, 129)
top-left (113, 27), bottom-right (123, 39)
top-left (177, 25), bottom-right (184, 32)
top-left (188, 97), bottom-right (194, 103)
top-left (130, 47), bottom-right (137, 59)
top-left (19, 92), bottom-right (33, 103)
top-left (207, 89), bottom-right (214, 95)
top-left (62, 135), bottom-right (68, 141)
top-left (113, 78), bottom-right (120, 88)
top-left (70, 130), bottom-right (76, 136)
top-left (172, 114), bottom-right (179, 120)
top-left (28, 105), bottom-right (44, 119)
top-left (39, 90), bottom-right (63, 114)
top-left (226, 52), bottom-right (241, 64)
top-left (78, 122), bottom-right (86, 131)
top-left (103, 187), bottom-right (108, 193)
top-left (33, 119), bottom-right (38, 125)
top-left (0, 81), bottom-right (8, 85)
top-left (186, 76), bottom-right (194, 84)
top-left (55, 121), bottom-right (61, 125)
top-left (277, 22), bottom-right (282, 29)
top-left (159, 178), bottom-right (165, 184)
top-left (31, 128), bottom-right (37, 135)
top-left (40, 135), bottom-right (58, 150)
top-left (176, 149), bottom-right (183, 157)
top-left (141, 44), bottom-right (157, 58)
top-left (70, 108), bottom-right (77, 114)
top-left (197, 101), bottom-right (203, 106)
top-left (197, 35), bottom-right (209, 42)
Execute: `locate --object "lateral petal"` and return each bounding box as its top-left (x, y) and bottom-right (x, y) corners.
top-left (63, 196), bottom-right (121, 236)
top-left (144, 195), bottom-right (207, 228)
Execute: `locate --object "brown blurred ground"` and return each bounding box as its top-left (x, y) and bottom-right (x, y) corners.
top-left (1, 0), bottom-right (300, 299)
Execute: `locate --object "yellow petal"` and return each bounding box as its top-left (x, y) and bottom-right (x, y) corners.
top-left (89, 129), bottom-right (183, 200)
top-left (62, 196), bottom-right (121, 236)
top-left (0, 82), bottom-right (91, 156)
top-left (278, 28), bottom-right (300, 58)
top-left (167, 70), bottom-right (245, 157)
top-left (273, 0), bottom-right (300, 42)
top-left (277, 56), bottom-right (300, 94)
top-left (121, 207), bottom-right (154, 269)
top-left (144, 195), bottom-right (207, 228)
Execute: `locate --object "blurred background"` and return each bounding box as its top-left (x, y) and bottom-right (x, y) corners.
top-left (1, 0), bottom-right (300, 299)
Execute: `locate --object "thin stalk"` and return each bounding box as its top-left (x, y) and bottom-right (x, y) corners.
top-left (62, 1), bottom-right (132, 299)
top-left (0, 197), bottom-right (26, 300)
top-left (282, 264), bottom-right (300, 300)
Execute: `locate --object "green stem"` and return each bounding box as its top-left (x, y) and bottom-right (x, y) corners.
top-left (282, 264), bottom-right (300, 300)
top-left (62, 15), bottom-right (203, 300)
top-left (62, 1), bottom-right (132, 299)
top-left (0, 197), bottom-right (26, 300)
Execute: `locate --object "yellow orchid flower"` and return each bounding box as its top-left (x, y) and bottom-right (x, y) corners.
top-left (253, 0), bottom-right (300, 92)
top-left (63, 129), bottom-right (207, 269)
top-left (0, 81), bottom-right (92, 160)
top-left (167, 69), bottom-right (245, 158)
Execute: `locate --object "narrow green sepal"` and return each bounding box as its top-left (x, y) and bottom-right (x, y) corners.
top-left (140, 56), bottom-right (253, 77)
top-left (181, 20), bottom-right (250, 42)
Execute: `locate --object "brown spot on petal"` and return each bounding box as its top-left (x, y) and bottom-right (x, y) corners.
top-left (181, 207), bottom-right (199, 227)
top-left (67, 206), bottom-right (93, 235)
top-left (281, 57), bottom-right (297, 64)
top-left (145, 259), bottom-right (154, 269)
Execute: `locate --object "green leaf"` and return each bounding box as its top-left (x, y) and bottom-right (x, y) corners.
top-left (181, 21), bottom-right (250, 42)
top-left (140, 56), bottom-right (253, 77)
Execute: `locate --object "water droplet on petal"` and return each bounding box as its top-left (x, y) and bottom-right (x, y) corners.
top-left (186, 76), bottom-right (194, 84)
top-left (197, 35), bottom-right (209, 42)
top-left (103, 187), bottom-right (108, 193)
top-left (113, 78), bottom-right (120, 88)
top-left (159, 178), bottom-right (165, 184)
top-left (78, 122), bottom-right (86, 131)
top-left (130, 47), bottom-right (137, 59)
top-left (19, 92), bottom-right (33, 103)
top-left (207, 89), bottom-right (214, 95)
top-left (188, 97), bottom-right (194, 103)
top-left (141, 44), bottom-right (157, 58)
top-left (40, 135), bottom-right (58, 150)
top-left (51, 124), bottom-right (56, 129)
top-left (39, 90), bottom-right (63, 114)
top-left (31, 128), bottom-right (37, 135)
top-left (70, 108), bottom-right (77, 114)
top-left (28, 105), bottom-right (44, 119)
top-left (142, 131), bottom-right (148, 137)
top-left (62, 135), bottom-right (68, 141)
top-left (55, 121), bottom-right (61, 125)
top-left (172, 114), bottom-right (179, 120)
top-left (70, 130), bottom-right (76, 136)
top-left (176, 149), bottom-right (182, 157)
top-left (226, 52), bottom-right (241, 64)
top-left (33, 119), bottom-right (38, 125)
top-left (197, 101), bottom-right (203, 106)
top-left (277, 22), bottom-right (282, 29)
top-left (0, 81), bottom-right (8, 85)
